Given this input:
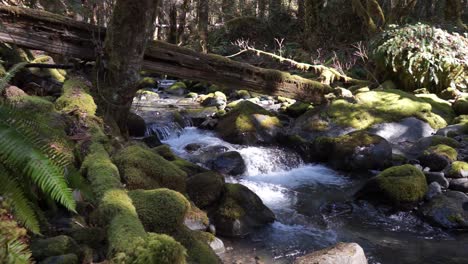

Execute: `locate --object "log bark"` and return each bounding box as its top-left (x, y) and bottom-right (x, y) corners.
top-left (0, 6), bottom-right (332, 103)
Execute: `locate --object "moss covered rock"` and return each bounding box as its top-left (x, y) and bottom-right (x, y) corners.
top-left (420, 191), bottom-right (468, 229)
top-left (30, 235), bottom-right (79, 260)
top-left (216, 101), bottom-right (282, 144)
top-left (129, 189), bottom-right (190, 233)
top-left (446, 161), bottom-right (468, 179)
top-left (453, 97), bottom-right (468, 115)
top-left (208, 151), bottom-right (246, 176)
top-left (166, 81), bottom-right (187, 96)
top-left (285, 101), bottom-right (314, 118)
top-left (172, 227), bottom-right (221, 264)
top-left (187, 171), bottom-right (225, 209)
top-left (213, 183), bottom-right (275, 237)
top-left (153, 145), bottom-right (208, 176)
top-left (41, 254), bottom-right (78, 264)
top-left (127, 112), bottom-right (147, 137)
top-left (358, 165), bottom-right (428, 206)
top-left (314, 131), bottom-right (392, 171)
top-left (130, 233), bottom-right (186, 264)
top-left (113, 144), bottom-right (187, 192)
top-left (55, 78), bottom-right (96, 116)
top-left (327, 89), bottom-right (449, 130)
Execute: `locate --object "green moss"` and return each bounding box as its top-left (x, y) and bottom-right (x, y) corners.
top-left (416, 94), bottom-right (455, 123)
top-left (131, 233), bottom-right (186, 264)
top-left (369, 164), bottom-right (428, 205)
top-left (327, 89), bottom-right (448, 129)
top-left (8, 95), bottom-right (55, 112)
top-left (453, 97), bottom-right (468, 115)
top-left (446, 161), bottom-right (468, 178)
top-left (424, 144), bottom-right (458, 161)
top-left (186, 203), bottom-right (209, 226)
top-left (453, 115), bottom-right (468, 124)
top-left (30, 55), bottom-right (66, 82)
top-left (233, 90), bottom-right (251, 99)
top-left (55, 78), bottom-right (97, 115)
top-left (129, 188), bottom-right (190, 233)
top-left (41, 254), bottom-right (78, 264)
top-left (187, 171), bottom-right (225, 208)
top-left (30, 235), bottom-right (78, 260)
top-left (285, 101), bottom-right (313, 117)
top-left (172, 227), bottom-right (220, 264)
top-left (325, 131), bottom-right (381, 153)
top-left (153, 145), bottom-right (177, 161)
top-left (138, 77), bottom-right (157, 89)
top-left (113, 144), bottom-right (187, 192)
top-left (427, 136), bottom-right (460, 148)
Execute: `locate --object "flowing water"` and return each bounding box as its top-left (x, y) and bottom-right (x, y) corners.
top-left (139, 118), bottom-right (468, 264)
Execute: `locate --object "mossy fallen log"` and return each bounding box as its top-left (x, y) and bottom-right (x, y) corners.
top-left (0, 6), bottom-right (331, 103)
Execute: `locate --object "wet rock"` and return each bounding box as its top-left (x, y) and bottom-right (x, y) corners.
top-left (420, 191), bottom-right (468, 229)
top-left (285, 102), bottom-right (313, 118)
top-left (141, 135), bottom-right (162, 148)
top-left (436, 124), bottom-right (468, 137)
top-left (2, 85), bottom-right (26, 98)
top-left (357, 165), bottom-right (428, 207)
top-left (127, 112), bottom-right (147, 137)
top-left (213, 183), bottom-right (275, 237)
top-left (424, 171), bottom-right (449, 188)
top-left (201, 91), bottom-right (227, 109)
top-left (30, 235), bottom-right (79, 261)
top-left (41, 254), bottom-right (79, 264)
top-left (185, 143), bottom-right (203, 152)
top-left (446, 161), bottom-right (468, 178)
top-left (187, 171), bottom-right (225, 208)
top-left (166, 81), bottom-right (187, 95)
top-left (425, 182), bottom-right (442, 201)
top-left (369, 117), bottom-right (435, 144)
top-left (409, 136), bottom-right (460, 157)
top-left (210, 237), bottom-right (226, 255)
top-left (294, 242), bottom-right (367, 264)
top-left (208, 151), bottom-right (246, 176)
top-left (449, 178), bottom-right (468, 193)
top-left (314, 131), bottom-right (392, 171)
top-left (419, 144), bottom-right (458, 171)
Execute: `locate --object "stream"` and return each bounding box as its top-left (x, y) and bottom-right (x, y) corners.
top-left (134, 95), bottom-right (468, 264)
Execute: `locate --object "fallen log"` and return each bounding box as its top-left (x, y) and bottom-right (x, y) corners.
top-left (0, 6), bottom-right (332, 103)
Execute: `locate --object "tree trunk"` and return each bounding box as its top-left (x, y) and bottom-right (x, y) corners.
top-left (304, 0), bottom-right (323, 48)
top-left (445, 0), bottom-right (467, 29)
top-left (269, 0), bottom-right (282, 19)
top-left (0, 5), bottom-right (332, 104)
top-left (94, 0), bottom-right (159, 135)
top-left (197, 0), bottom-right (209, 52)
top-left (168, 3), bottom-right (178, 44)
top-left (177, 0), bottom-right (190, 44)
top-left (222, 0), bottom-right (236, 21)
top-left (297, 0), bottom-right (305, 23)
top-left (257, 0), bottom-right (266, 19)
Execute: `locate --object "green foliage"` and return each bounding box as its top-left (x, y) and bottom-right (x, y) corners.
top-left (424, 144), bottom-right (458, 161)
top-left (132, 233), bottom-right (186, 264)
top-left (30, 235), bottom-right (78, 260)
top-left (55, 78), bottom-right (97, 115)
top-left (0, 62), bottom-right (27, 92)
top-left (0, 105), bottom-right (75, 234)
top-left (371, 23), bottom-right (468, 93)
top-left (0, 203), bottom-right (32, 264)
top-left (447, 161), bottom-right (468, 178)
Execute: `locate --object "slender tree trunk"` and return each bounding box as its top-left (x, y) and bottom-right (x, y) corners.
top-left (197, 0), bottom-right (209, 53)
top-left (298, 0), bottom-right (305, 22)
top-left (304, 0), bottom-right (323, 48)
top-left (177, 0), bottom-right (190, 44)
top-left (258, 0), bottom-right (266, 19)
top-left (222, 0), bottom-right (236, 21)
top-left (445, 0), bottom-right (467, 29)
top-left (94, 0), bottom-right (159, 135)
top-left (269, 0), bottom-right (282, 20)
top-left (168, 2), bottom-right (177, 44)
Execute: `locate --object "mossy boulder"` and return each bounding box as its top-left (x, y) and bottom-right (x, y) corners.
top-left (358, 165), bottom-right (428, 207)
top-left (440, 87), bottom-right (460, 100)
top-left (187, 171), bottom-right (225, 208)
top-left (129, 233), bottom-right (186, 264)
top-left (446, 161), bottom-right (468, 179)
top-left (30, 235), bottom-right (79, 261)
top-left (129, 189), bottom-right (190, 233)
top-left (113, 144), bottom-right (187, 192)
top-left (419, 144), bottom-right (458, 171)
top-left (213, 183), bottom-right (275, 237)
top-left (67, 227), bottom-right (106, 249)
top-left (153, 145), bottom-right (208, 176)
top-left (285, 101), bottom-right (314, 118)
top-left (172, 227), bottom-right (221, 264)
top-left (216, 101), bottom-right (282, 144)
top-left (327, 89), bottom-right (449, 130)
top-left (134, 89), bottom-right (160, 103)
top-left (420, 191), bottom-right (468, 229)
top-left (55, 78), bottom-right (96, 116)
top-left (200, 91), bottom-right (227, 109)
top-left (166, 81), bottom-right (187, 95)
top-left (314, 131), bottom-right (392, 171)
top-left (453, 97), bottom-right (468, 115)
top-left (231, 90), bottom-right (251, 99)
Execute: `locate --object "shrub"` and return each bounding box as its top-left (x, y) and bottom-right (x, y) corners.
top-left (371, 23), bottom-right (468, 93)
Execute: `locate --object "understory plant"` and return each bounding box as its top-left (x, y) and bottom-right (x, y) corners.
top-left (371, 23), bottom-right (468, 93)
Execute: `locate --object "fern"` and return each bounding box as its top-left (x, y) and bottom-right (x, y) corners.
top-left (0, 62), bottom-right (27, 93)
top-left (0, 104), bottom-right (76, 234)
top-left (0, 235), bottom-right (32, 264)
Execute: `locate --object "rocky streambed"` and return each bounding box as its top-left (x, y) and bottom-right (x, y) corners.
top-left (131, 80), bottom-right (468, 264)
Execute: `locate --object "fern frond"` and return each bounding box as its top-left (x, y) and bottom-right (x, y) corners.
top-left (0, 168), bottom-right (40, 234)
top-left (3, 238), bottom-right (32, 264)
top-left (0, 122), bottom-right (76, 212)
top-left (0, 62), bottom-right (27, 92)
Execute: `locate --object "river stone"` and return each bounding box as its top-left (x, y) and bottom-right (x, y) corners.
top-left (208, 151), bottom-right (246, 176)
top-left (30, 235), bottom-right (79, 260)
top-left (425, 182), bottom-right (442, 201)
top-left (185, 143), bottom-right (203, 152)
top-left (187, 171), bottom-right (225, 208)
top-left (141, 135), bottom-right (162, 148)
top-left (420, 191), bottom-right (468, 229)
top-left (369, 117), bottom-right (435, 144)
top-left (314, 131), bottom-right (392, 171)
top-left (41, 254), bottom-right (79, 264)
top-left (449, 178), bottom-right (468, 193)
top-left (210, 237), bottom-right (226, 255)
top-left (419, 153), bottom-right (451, 172)
top-left (213, 183), bottom-right (275, 237)
top-left (424, 171), bottom-right (449, 188)
top-left (127, 112), bottom-right (147, 137)
top-left (436, 124), bottom-right (468, 137)
top-left (294, 242), bottom-right (367, 264)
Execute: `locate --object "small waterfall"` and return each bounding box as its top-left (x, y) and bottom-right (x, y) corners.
top-left (144, 112), bottom-right (194, 140)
